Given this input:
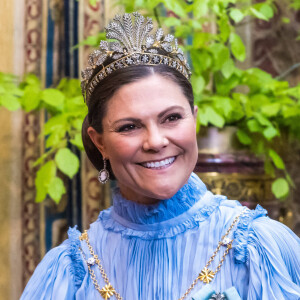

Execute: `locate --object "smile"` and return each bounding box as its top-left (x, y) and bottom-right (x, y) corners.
top-left (140, 157), bottom-right (176, 169)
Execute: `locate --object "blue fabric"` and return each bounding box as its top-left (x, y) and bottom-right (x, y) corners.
top-left (21, 173), bottom-right (300, 300)
top-left (224, 287), bottom-right (242, 300)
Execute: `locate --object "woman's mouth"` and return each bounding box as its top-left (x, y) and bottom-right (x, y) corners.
top-left (140, 157), bottom-right (176, 169)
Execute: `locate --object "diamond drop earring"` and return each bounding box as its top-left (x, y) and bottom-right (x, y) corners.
top-left (98, 158), bottom-right (110, 184)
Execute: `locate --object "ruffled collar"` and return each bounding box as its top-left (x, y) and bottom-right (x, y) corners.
top-left (112, 173), bottom-right (208, 225)
top-left (98, 173), bottom-right (227, 239)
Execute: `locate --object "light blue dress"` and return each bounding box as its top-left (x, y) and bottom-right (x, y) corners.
top-left (21, 173), bottom-right (300, 300)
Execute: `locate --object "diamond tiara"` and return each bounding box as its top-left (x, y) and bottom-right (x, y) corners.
top-left (81, 12), bottom-right (192, 104)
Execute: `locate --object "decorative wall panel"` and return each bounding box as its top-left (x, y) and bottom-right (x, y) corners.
top-left (21, 0), bottom-right (45, 287)
top-left (80, 0), bottom-right (108, 230)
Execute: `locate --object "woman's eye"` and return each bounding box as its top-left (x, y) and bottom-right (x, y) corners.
top-left (165, 114), bottom-right (182, 122)
top-left (117, 124), bottom-right (137, 132)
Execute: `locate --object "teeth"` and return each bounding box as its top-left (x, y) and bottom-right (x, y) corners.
top-left (143, 157), bottom-right (175, 169)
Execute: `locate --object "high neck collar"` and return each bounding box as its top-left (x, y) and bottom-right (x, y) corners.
top-left (111, 173), bottom-right (208, 225)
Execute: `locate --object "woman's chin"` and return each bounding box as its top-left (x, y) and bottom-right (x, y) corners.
top-left (141, 182), bottom-right (185, 202)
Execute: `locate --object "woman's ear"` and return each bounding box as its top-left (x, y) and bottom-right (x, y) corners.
top-left (87, 126), bottom-right (107, 158)
top-left (193, 105), bottom-right (198, 121)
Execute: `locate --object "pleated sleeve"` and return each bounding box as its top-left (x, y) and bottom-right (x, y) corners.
top-left (234, 205), bottom-right (300, 300)
top-left (20, 227), bottom-right (86, 300)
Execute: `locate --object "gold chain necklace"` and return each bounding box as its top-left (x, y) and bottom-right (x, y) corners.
top-left (79, 208), bottom-right (247, 300)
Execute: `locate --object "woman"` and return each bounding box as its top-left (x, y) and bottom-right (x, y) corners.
top-left (21, 12), bottom-right (300, 300)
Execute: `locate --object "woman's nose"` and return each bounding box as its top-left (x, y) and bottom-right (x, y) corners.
top-left (142, 126), bottom-right (169, 152)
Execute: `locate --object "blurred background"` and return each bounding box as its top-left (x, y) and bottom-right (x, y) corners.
top-left (0, 0), bottom-right (300, 299)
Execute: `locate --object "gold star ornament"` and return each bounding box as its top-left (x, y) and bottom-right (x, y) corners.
top-left (100, 284), bottom-right (116, 300)
top-left (198, 267), bottom-right (215, 284)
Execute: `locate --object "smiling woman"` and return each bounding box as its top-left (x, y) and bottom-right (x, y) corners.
top-left (20, 12), bottom-right (300, 300)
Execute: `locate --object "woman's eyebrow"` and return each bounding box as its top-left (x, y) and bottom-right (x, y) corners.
top-left (157, 105), bottom-right (184, 118)
top-left (111, 105), bottom-right (184, 126)
top-left (112, 117), bottom-right (141, 127)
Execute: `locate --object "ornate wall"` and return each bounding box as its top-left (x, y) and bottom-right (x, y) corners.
top-left (0, 0), bottom-right (25, 298)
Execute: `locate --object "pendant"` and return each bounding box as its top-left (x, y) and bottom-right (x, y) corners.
top-left (100, 284), bottom-right (116, 300)
top-left (198, 267), bottom-right (215, 284)
top-left (209, 293), bottom-right (227, 300)
top-left (98, 169), bottom-right (109, 184)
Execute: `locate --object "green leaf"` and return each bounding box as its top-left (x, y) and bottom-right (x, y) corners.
top-left (44, 114), bottom-right (68, 135)
top-left (230, 8), bottom-right (244, 23)
top-left (247, 119), bottom-right (261, 132)
top-left (203, 106), bottom-right (225, 128)
top-left (163, 0), bottom-right (186, 18)
top-left (48, 177), bottom-right (66, 204)
top-left (22, 85), bottom-right (41, 111)
top-left (272, 178), bottom-right (289, 199)
top-left (55, 148), bottom-right (79, 178)
top-left (249, 4), bottom-right (274, 21)
top-left (253, 3), bottom-right (274, 20)
top-left (46, 131), bottom-right (65, 148)
top-left (164, 17), bottom-right (181, 27)
top-left (209, 44), bottom-right (230, 69)
top-left (190, 50), bottom-right (212, 73)
top-left (230, 33), bottom-right (246, 62)
top-left (0, 94), bottom-right (21, 111)
top-left (192, 32), bottom-right (213, 48)
top-left (41, 89), bottom-right (65, 108)
top-left (263, 126), bottom-right (278, 140)
top-left (268, 149), bottom-right (285, 169)
top-left (24, 74), bottom-right (40, 87)
top-left (35, 161), bottom-right (56, 202)
top-left (198, 107), bottom-right (208, 126)
top-left (237, 129), bottom-right (252, 145)
top-left (193, 0), bottom-right (208, 18)
top-left (213, 97), bottom-right (233, 118)
top-left (261, 103), bottom-right (280, 117)
top-left (188, 19), bottom-right (202, 30)
top-left (191, 75), bottom-right (205, 95)
top-left (221, 59), bottom-right (235, 79)
top-left (254, 112), bottom-right (272, 127)
top-left (70, 133), bottom-right (84, 150)
top-left (218, 16), bottom-right (230, 42)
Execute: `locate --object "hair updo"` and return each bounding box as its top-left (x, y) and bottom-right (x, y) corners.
top-left (82, 61), bottom-right (194, 179)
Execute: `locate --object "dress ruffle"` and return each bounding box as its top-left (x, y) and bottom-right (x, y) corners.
top-left (111, 172), bottom-right (208, 224)
top-left (98, 173), bottom-right (229, 239)
top-left (233, 204), bottom-right (268, 264)
top-left (67, 226), bottom-right (86, 286)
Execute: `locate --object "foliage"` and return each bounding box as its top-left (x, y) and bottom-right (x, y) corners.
top-left (0, 73), bottom-right (87, 203)
top-left (1, 0), bottom-right (300, 203)
top-left (106, 0), bottom-right (300, 200)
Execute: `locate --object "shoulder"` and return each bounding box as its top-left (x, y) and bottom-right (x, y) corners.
top-left (232, 204), bottom-right (300, 264)
top-left (21, 226), bottom-right (86, 300)
top-left (230, 204), bottom-right (300, 298)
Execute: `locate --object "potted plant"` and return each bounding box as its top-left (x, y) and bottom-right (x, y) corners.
top-left (0, 0), bottom-right (299, 204)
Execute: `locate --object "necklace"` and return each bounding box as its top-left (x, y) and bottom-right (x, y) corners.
top-left (79, 208), bottom-right (247, 300)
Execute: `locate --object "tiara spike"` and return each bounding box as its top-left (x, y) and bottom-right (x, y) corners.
top-left (133, 13), bottom-right (145, 51)
top-left (81, 12), bottom-right (192, 104)
top-left (156, 28), bottom-right (164, 42)
top-left (123, 13), bottom-right (135, 50)
top-left (139, 17), bottom-right (154, 50)
top-left (106, 22), bottom-right (131, 51)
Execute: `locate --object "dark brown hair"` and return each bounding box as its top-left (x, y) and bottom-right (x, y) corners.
top-left (82, 64), bottom-right (194, 179)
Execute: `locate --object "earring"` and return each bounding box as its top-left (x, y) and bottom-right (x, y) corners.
top-left (98, 158), bottom-right (110, 184)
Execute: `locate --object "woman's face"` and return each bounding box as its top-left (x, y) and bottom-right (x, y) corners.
top-left (88, 74), bottom-right (198, 204)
